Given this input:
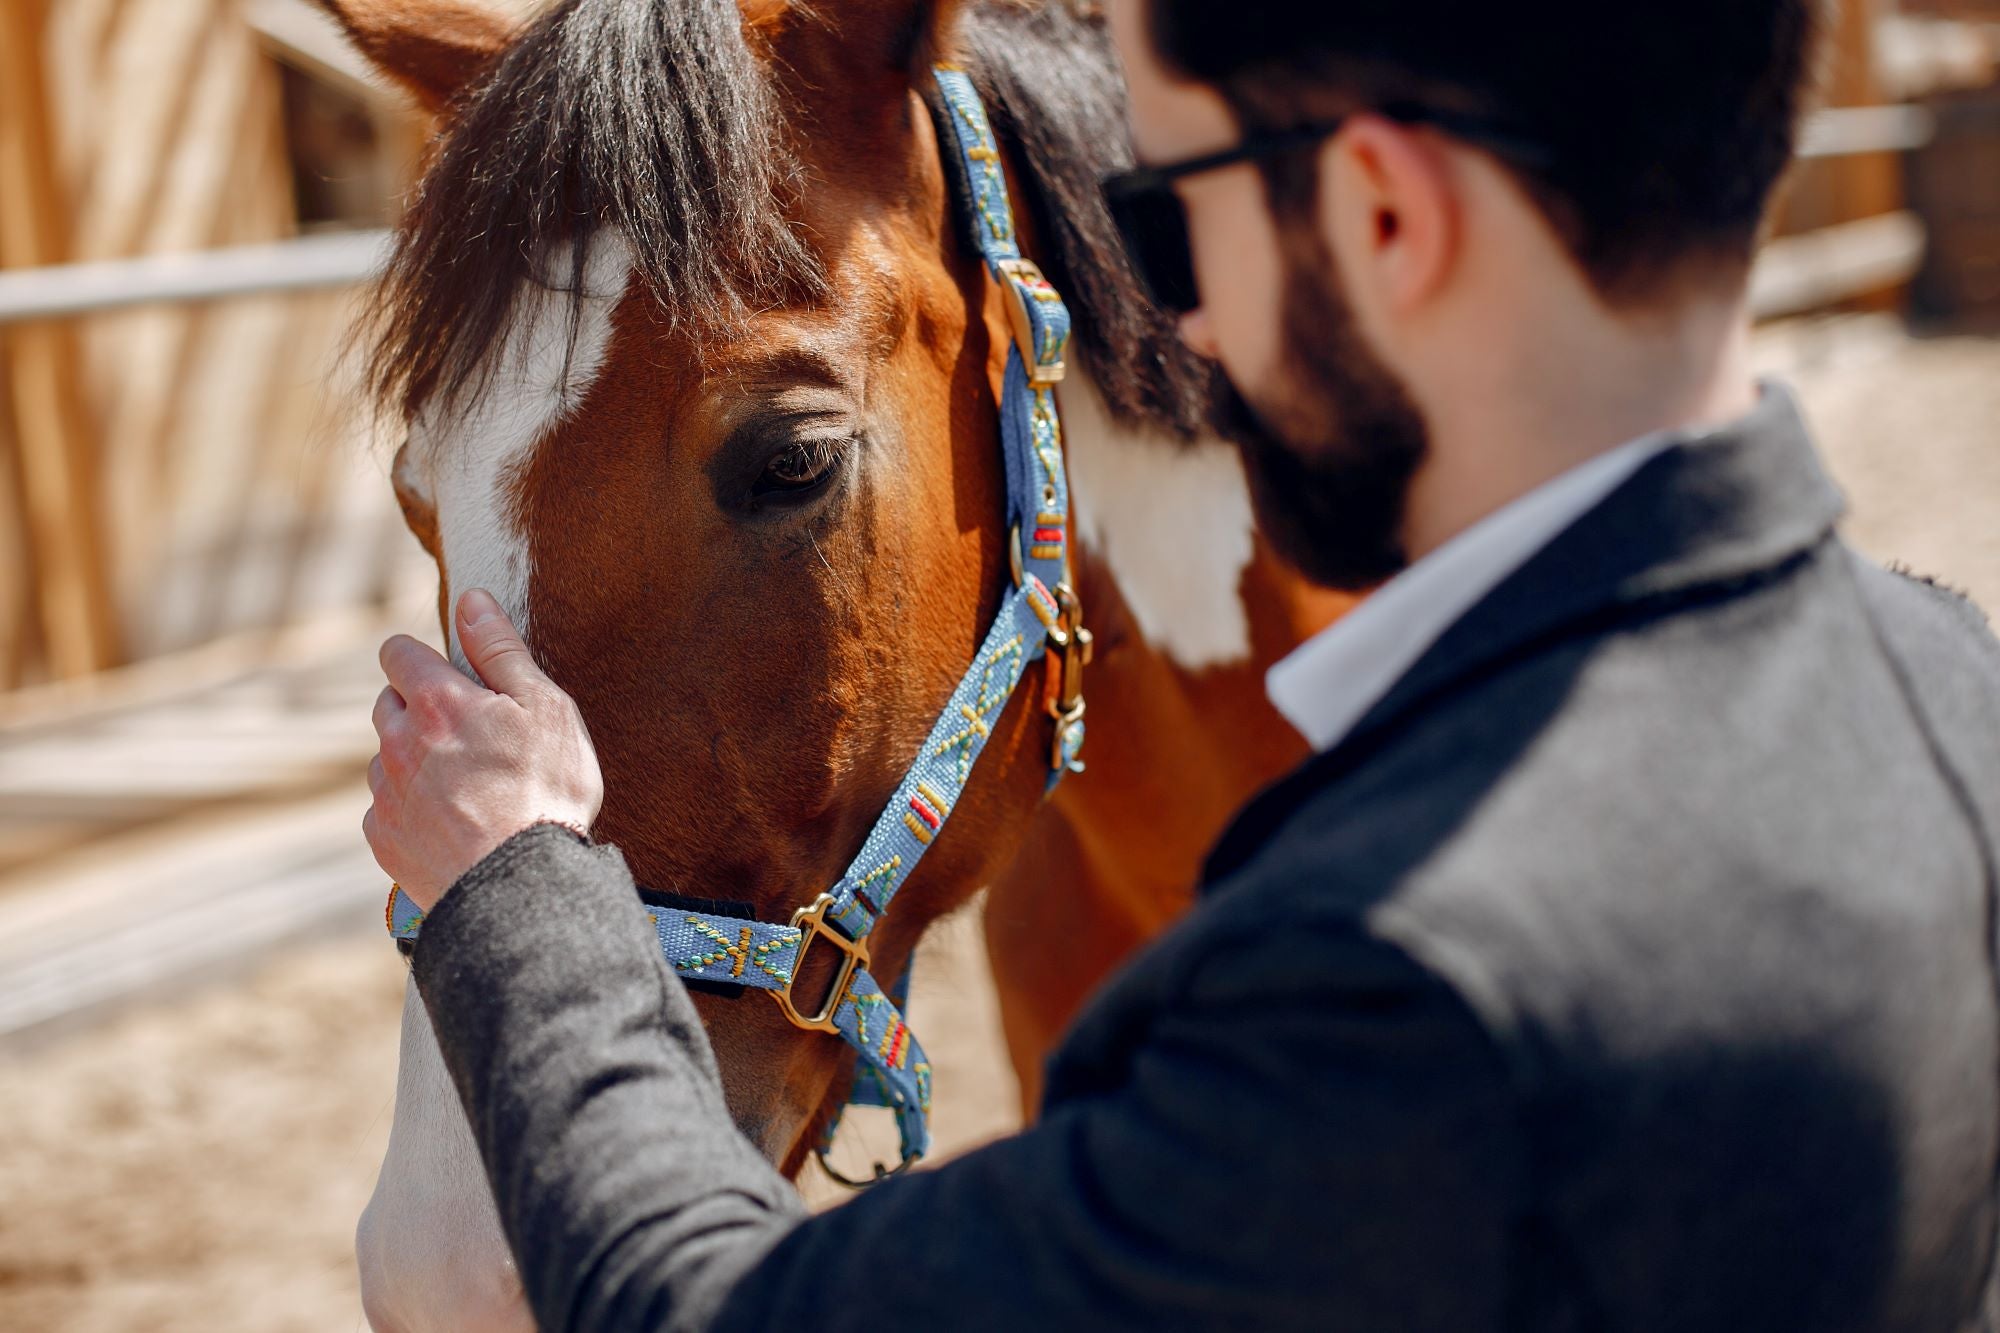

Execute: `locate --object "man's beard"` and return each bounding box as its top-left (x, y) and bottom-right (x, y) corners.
top-left (1209, 242), bottom-right (1430, 591)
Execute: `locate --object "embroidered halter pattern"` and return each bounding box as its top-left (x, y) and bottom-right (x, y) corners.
top-left (387, 65), bottom-right (1085, 1182)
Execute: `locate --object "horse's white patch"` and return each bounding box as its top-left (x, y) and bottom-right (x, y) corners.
top-left (401, 234), bottom-right (632, 671)
top-left (357, 982), bottom-right (535, 1333)
top-left (1057, 368), bottom-right (1255, 670)
top-left (360, 240), bottom-right (631, 1333)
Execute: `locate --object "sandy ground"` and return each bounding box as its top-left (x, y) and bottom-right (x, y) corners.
top-left (0, 875), bottom-right (1016, 1332)
top-left (0, 935), bottom-right (405, 1333)
top-left (0, 318), bottom-right (1995, 1332)
top-left (1758, 319), bottom-right (2000, 609)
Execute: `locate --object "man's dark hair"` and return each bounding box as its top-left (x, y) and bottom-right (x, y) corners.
top-left (1147, 0), bottom-right (1828, 301)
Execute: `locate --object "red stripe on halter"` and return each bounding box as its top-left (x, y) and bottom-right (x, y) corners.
top-left (909, 794), bottom-right (942, 830)
top-left (1032, 527), bottom-right (1063, 544)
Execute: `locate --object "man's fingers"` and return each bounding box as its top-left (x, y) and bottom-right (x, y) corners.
top-left (457, 589), bottom-right (548, 700)
top-left (362, 804), bottom-right (387, 867)
top-left (372, 686), bottom-right (406, 739)
top-left (380, 633), bottom-right (467, 700)
top-left (363, 803), bottom-right (413, 885)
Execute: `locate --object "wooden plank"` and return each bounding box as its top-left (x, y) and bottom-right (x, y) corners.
top-left (0, 601), bottom-right (433, 871)
top-left (0, 0), bottom-right (120, 678)
top-left (1751, 211), bottom-right (1929, 319)
top-left (1908, 86), bottom-right (2000, 318)
top-left (147, 11), bottom-right (341, 654)
top-left (0, 377), bottom-right (33, 689)
top-left (1828, 0), bottom-right (1907, 314)
top-left (0, 784), bottom-right (385, 1047)
top-left (1797, 105), bottom-right (1938, 158)
top-left (1899, 0), bottom-right (2000, 18)
top-left (0, 231), bottom-right (390, 324)
top-left (1877, 15), bottom-right (2000, 99)
top-left (243, 0), bottom-right (407, 109)
top-left (75, 0), bottom-right (216, 263)
top-left (0, 595), bottom-right (425, 729)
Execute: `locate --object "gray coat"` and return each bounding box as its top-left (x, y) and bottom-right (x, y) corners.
top-left (414, 388), bottom-right (2000, 1331)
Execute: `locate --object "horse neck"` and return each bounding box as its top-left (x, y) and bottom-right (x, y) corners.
top-left (1050, 365), bottom-right (1356, 906)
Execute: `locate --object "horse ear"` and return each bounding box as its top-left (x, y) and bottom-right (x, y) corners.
top-left (308, 0), bottom-right (517, 113)
top-left (739, 0), bottom-right (790, 30)
top-left (901, 0), bottom-right (970, 70)
top-left (743, 0), bottom-right (967, 77)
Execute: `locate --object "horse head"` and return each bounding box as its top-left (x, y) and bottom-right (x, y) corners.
top-left (327, 1), bottom-right (1243, 1325)
top-left (357, 0), bottom-right (1073, 1160)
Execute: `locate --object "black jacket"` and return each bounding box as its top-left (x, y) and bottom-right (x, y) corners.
top-left (415, 388), bottom-right (2000, 1331)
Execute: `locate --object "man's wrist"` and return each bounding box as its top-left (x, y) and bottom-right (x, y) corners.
top-left (409, 822), bottom-right (638, 985)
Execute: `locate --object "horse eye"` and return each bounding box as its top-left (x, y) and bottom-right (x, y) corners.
top-left (756, 438), bottom-right (845, 495)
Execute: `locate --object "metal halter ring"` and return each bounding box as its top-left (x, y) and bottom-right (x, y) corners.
top-left (814, 1142), bottom-right (918, 1190)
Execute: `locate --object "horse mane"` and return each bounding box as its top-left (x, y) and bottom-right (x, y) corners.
top-left (367, 0), bottom-right (1213, 441)
top-left (959, 2), bottom-right (1216, 440)
top-left (366, 0), bottom-right (823, 422)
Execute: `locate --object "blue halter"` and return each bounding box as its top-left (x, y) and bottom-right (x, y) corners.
top-left (389, 66), bottom-right (1087, 1181)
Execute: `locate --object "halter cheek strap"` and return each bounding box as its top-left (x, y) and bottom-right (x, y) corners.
top-left (388, 65), bottom-right (1084, 1180)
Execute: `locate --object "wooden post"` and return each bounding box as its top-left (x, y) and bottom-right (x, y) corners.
top-left (0, 0), bottom-right (120, 678)
top-left (0, 380), bottom-right (37, 690)
top-left (1827, 0), bottom-right (1907, 311)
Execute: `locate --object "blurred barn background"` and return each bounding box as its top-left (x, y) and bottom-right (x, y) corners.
top-left (1, 0), bottom-right (1998, 1328)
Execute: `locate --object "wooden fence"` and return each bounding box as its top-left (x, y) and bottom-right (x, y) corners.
top-left (0, 0), bottom-right (437, 696)
top-left (1, 0), bottom-right (1995, 700)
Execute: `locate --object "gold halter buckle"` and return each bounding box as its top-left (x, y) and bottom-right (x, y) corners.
top-left (773, 893), bottom-right (870, 1035)
top-left (995, 257), bottom-right (1067, 388)
top-left (1047, 581), bottom-right (1092, 774)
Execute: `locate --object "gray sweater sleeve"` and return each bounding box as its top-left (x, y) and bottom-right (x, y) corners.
top-left (415, 822), bottom-right (1516, 1333)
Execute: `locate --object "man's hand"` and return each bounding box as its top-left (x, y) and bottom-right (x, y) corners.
top-left (365, 589), bottom-right (603, 910)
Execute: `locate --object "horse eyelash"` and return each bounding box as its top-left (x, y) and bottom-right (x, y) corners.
top-left (765, 436), bottom-right (849, 487)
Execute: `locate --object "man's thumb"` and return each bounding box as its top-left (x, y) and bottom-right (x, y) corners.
top-left (457, 589), bottom-right (543, 697)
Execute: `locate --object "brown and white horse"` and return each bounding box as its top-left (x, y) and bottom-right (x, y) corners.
top-left (319, 0), bottom-right (1352, 1325)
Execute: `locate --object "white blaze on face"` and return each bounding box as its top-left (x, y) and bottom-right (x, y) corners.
top-left (359, 238), bottom-right (629, 1333)
top-left (396, 234), bottom-right (633, 670)
top-left (1057, 368), bottom-right (1256, 670)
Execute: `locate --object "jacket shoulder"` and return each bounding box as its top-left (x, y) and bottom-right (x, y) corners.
top-left (1192, 547), bottom-right (2000, 1327)
top-left (1207, 539), bottom-right (1998, 1061)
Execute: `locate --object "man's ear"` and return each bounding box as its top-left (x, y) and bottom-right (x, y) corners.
top-left (747, 0), bottom-right (968, 151)
top-left (307, 0), bottom-right (517, 114)
top-left (1320, 116), bottom-right (1460, 317)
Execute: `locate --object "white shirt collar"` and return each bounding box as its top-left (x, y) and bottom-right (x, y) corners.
top-left (1265, 428), bottom-right (1681, 753)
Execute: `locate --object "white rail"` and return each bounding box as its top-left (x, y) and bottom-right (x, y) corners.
top-left (0, 228), bottom-right (392, 326)
top-left (1796, 105), bottom-right (1938, 160)
top-left (0, 105), bottom-right (1940, 330)
top-left (1749, 211), bottom-right (1928, 322)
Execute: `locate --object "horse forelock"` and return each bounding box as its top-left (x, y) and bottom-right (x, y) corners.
top-left (363, 0), bottom-right (823, 430)
top-left (366, 0), bottom-right (1216, 445)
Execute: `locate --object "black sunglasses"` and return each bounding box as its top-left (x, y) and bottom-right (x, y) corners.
top-left (1101, 107), bottom-right (1553, 315)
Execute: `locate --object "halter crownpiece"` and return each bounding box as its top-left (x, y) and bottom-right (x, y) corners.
top-left (388, 65), bottom-right (1087, 1183)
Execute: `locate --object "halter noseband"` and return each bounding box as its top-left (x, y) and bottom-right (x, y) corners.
top-left (387, 66), bottom-right (1085, 1184)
